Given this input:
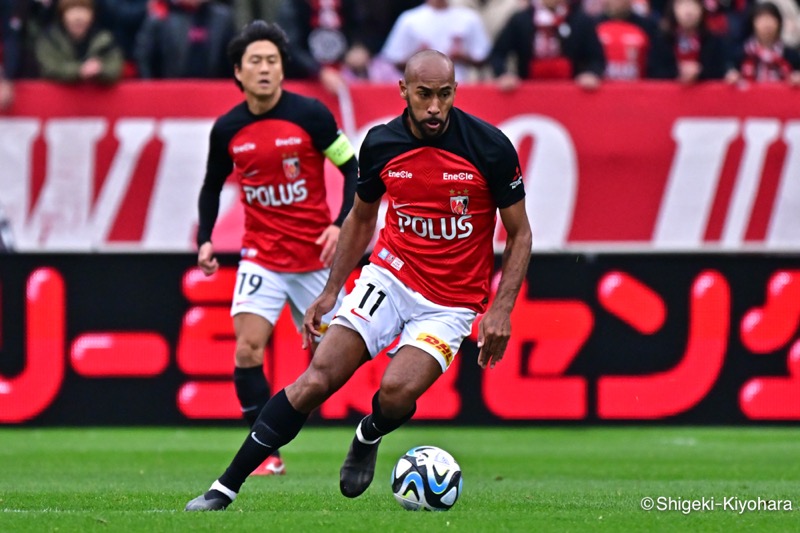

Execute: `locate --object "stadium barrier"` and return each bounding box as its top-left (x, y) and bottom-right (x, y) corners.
top-left (1, 253), bottom-right (798, 425)
top-left (1, 80), bottom-right (799, 252)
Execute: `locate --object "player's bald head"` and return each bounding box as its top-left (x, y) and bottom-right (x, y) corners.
top-left (403, 50), bottom-right (455, 85)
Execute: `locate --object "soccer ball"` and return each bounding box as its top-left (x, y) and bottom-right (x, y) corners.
top-left (391, 445), bottom-right (462, 511)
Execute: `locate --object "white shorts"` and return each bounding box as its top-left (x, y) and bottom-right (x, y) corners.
top-left (231, 260), bottom-right (343, 332)
top-left (331, 264), bottom-right (477, 372)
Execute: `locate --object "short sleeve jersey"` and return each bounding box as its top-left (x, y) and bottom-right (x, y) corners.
top-left (204, 91), bottom-right (342, 272)
top-left (358, 107), bottom-right (525, 313)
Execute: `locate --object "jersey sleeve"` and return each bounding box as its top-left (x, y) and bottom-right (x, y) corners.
top-left (196, 119), bottom-right (233, 246)
top-left (302, 98), bottom-right (358, 225)
top-left (487, 133), bottom-right (525, 209)
top-left (356, 128), bottom-right (387, 203)
top-left (306, 99), bottom-right (345, 155)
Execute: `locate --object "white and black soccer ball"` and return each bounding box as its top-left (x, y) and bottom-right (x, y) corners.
top-left (391, 445), bottom-right (462, 511)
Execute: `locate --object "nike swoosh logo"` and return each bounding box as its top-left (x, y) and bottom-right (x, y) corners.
top-left (349, 307), bottom-right (370, 322)
top-left (242, 170), bottom-right (259, 177)
top-left (251, 431), bottom-right (270, 448)
top-left (392, 202), bottom-right (411, 209)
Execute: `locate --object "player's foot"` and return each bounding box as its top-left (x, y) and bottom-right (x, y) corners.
top-left (339, 437), bottom-right (381, 498)
top-left (250, 454), bottom-right (286, 476)
top-left (184, 489), bottom-right (232, 511)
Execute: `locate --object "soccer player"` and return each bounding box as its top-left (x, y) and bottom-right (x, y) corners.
top-left (195, 21), bottom-right (358, 476)
top-left (186, 48), bottom-right (532, 511)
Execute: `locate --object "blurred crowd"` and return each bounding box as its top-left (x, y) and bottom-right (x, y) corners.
top-left (1, 0), bottom-right (799, 109)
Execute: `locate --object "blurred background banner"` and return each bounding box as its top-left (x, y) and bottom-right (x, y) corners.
top-left (1, 253), bottom-right (798, 425)
top-left (1, 80), bottom-right (799, 252)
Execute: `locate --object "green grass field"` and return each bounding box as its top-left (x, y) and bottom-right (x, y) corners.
top-left (0, 427), bottom-right (798, 532)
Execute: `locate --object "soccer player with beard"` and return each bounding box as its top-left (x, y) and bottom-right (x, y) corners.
top-left (195, 21), bottom-right (358, 476)
top-left (186, 49), bottom-right (531, 511)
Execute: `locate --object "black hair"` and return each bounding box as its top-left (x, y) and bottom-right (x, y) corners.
top-left (226, 20), bottom-right (291, 90)
top-left (749, 2), bottom-right (783, 35)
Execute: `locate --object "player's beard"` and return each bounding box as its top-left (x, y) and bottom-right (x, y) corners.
top-left (405, 99), bottom-right (449, 140)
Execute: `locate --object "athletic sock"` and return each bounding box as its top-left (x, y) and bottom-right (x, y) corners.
top-left (233, 365), bottom-right (270, 427)
top-left (233, 365), bottom-right (281, 460)
top-left (218, 389), bottom-right (308, 493)
top-left (352, 391), bottom-right (416, 458)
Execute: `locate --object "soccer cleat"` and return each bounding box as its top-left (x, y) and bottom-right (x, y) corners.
top-left (339, 437), bottom-right (381, 498)
top-left (184, 489), bottom-right (232, 511)
top-left (250, 454), bottom-right (286, 476)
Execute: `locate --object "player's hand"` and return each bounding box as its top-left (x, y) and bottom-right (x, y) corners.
top-left (197, 242), bottom-right (219, 276)
top-left (302, 291), bottom-right (338, 349)
top-left (316, 225), bottom-right (340, 267)
top-left (476, 308), bottom-right (512, 369)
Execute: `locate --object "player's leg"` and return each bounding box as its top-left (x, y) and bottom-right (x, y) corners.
top-left (232, 312), bottom-right (289, 475)
top-left (229, 262), bottom-right (289, 475)
top-left (233, 313), bottom-right (272, 426)
top-left (185, 324), bottom-right (370, 511)
top-left (340, 345), bottom-right (441, 498)
top-left (339, 299), bottom-right (475, 498)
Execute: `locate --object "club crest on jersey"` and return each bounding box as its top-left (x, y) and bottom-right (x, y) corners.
top-left (282, 156), bottom-right (300, 179)
top-left (450, 195), bottom-right (469, 215)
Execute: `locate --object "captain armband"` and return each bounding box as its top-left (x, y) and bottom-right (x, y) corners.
top-left (323, 132), bottom-right (356, 166)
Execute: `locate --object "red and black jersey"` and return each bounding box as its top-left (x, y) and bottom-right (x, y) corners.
top-left (597, 15), bottom-right (654, 81)
top-left (358, 108), bottom-right (525, 313)
top-left (197, 90), bottom-right (356, 272)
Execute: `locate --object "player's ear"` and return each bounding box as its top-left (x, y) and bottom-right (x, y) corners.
top-left (234, 65), bottom-right (242, 84)
top-left (399, 80), bottom-right (407, 99)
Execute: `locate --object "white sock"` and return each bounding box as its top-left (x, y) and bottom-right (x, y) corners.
top-left (210, 480), bottom-right (237, 501)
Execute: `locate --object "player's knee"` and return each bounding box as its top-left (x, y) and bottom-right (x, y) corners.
top-left (378, 379), bottom-right (416, 418)
top-left (292, 369), bottom-right (335, 409)
top-left (234, 339), bottom-right (264, 367)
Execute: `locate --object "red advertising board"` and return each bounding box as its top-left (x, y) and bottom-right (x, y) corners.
top-left (1, 81), bottom-right (798, 252)
top-left (1, 253), bottom-right (798, 425)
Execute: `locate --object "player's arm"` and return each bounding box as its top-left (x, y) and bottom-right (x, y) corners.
top-left (477, 199), bottom-right (532, 369)
top-left (196, 122), bottom-right (233, 276)
top-left (315, 131), bottom-right (358, 266)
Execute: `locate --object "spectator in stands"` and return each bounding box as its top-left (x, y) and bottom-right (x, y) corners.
top-left (34, 0), bottom-right (123, 83)
top-left (233, 0), bottom-right (282, 30)
top-left (4, 0), bottom-right (57, 78)
top-left (380, 0), bottom-right (492, 82)
top-left (489, 0), bottom-right (606, 90)
top-left (596, 0), bottom-right (659, 80)
top-left (653, 0), bottom-right (754, 52)
top-left (134, 0), bottom-right (235, 79)
top-left (760, 0), bottom-right (800, 48)
top-left (107, 0), bottom-right (150, 77)
top-left (8, 0), bottom-right (115, 78)
top-left (450, 0), bottom-right (528, 40)
top-left (649, 0), bottom-right (731, 82)
top-left (726, 2), bottom-right (800, 84)
top-left (355, 0), bottom-right (424, 55)
top-left (339, 42), bottom-right (402, 83)
top-left (276, 0), bottom-right (365, 92)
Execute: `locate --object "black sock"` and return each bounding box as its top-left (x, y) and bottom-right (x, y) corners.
top-left (218, 389), bottom-right (308, 493)
top-left (233, 365), bottom-right (280, 459)
top-left (233, 365), bottom-right (270, 427)
top-left (353, 391), bottom-right (416, 456)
